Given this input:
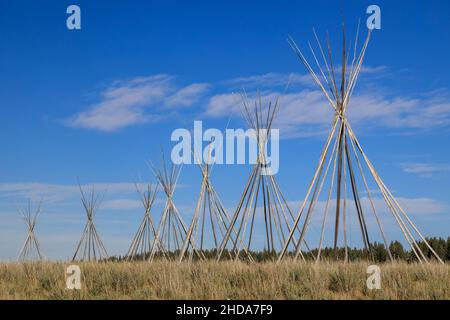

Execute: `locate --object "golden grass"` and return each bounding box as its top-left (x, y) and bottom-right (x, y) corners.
top-left (0, 261), bottom-right (448, 299)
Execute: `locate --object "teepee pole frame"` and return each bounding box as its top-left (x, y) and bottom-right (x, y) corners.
top-left (72, 184), bottom-right (108, 262)
top-left (18, 200), bottom-right (44, 261)
top-left (278, 22), bottom-right (443, 264)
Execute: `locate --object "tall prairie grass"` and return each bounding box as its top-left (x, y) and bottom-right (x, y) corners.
top-left (0, 261), bottom-right (448, 299)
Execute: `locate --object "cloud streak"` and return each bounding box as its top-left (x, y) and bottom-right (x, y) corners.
top-left (0, 182), bottom-right (153, 210)
top-left (65, 70), bottom-right (450, 137)
top-left (224, 72), bottom-right (311, 89)
top-left (66, 75), bottom-right (209, 132)
top-left (165, 83), bottom-right (210, 108)
top-left (400, 162), bottom-right (450, 178)
top-left (204, 88), bottom-right (450, 138)
top-left (224, 68), bottom-right (388, 89)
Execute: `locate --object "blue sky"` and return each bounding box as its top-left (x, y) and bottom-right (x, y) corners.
top-left (0, 0), bottom-right (449, 260)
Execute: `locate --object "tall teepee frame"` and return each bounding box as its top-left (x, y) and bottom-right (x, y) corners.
top-left (126, 183), bottom-right (159, 260)
top-left (18, 200), bottom-right (44, 261)
top-left (217, 96), bottom-right (304, 261)
top-left (72, 185), bottom-right (108, 262)
top-left (279, 23), bottom-right (444, 264)
top-left (149, 159), bottom-right (190, 261)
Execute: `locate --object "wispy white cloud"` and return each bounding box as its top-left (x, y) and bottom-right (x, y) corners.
top-left (225, 68), bottom-right (387, 89)
top-left (66, 75), bottom-right (172, 132)
top-left (204, 88), bottom-right (450, 138)
top-left (395, 197), bottom-right (448, 215)
top-left (400, 162), bottom-right (450, 178)
top-left (165, 83), bottom-right (209, 108)
top-left (205, 93), bottom-right (242, 118)
top-left (204, 66), bottom-right (450, 137)
top-left (224, 72), bottom-right (311, 88)
top-left (66, 75), bottom-right (209, 132)
top-left (0, 182), bottom-right (151, 207)
top-left (348, 93), bottom-right (450, 129)
top-left (102, 199), bottom-right (142, 210)
top-left (360, 65), bottom-right (389, 74)
top-left (65, 69), bottom-right (450, 136)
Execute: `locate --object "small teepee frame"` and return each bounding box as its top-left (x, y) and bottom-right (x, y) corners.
top-left (72, 184), bottom-right (108, 262)
top-left (278, 22), bottom-right (444, 264)
top-left (149, 158), bottom-right (190, 261)
top-left (18, 200), bottom-right (44, 261)
top-left (179, 150), bottom-right (240, 262)
top-left (126, 183), bottom-right (159, 260)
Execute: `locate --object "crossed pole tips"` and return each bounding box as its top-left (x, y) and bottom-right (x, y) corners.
top-left (126, 183), bottom-right (159, 260)
top-left (277, 21), bottom-right (444, 264)
top-left (18, 200), bottom-right (44, 261)
top-left (216, 93), bottom-right (306, 262)
top-left (72, 183), bottom-right (108, 262)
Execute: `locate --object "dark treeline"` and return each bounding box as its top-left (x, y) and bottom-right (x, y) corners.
top-left (107, 237), bottom-right (450, 263)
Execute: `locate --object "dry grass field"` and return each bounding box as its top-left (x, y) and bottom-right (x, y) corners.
top-left (0, 261), bottom-right (449, 299)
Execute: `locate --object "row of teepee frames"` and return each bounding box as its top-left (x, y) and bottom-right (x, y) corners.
top-left (17, 22), bottom-right (444, 264)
